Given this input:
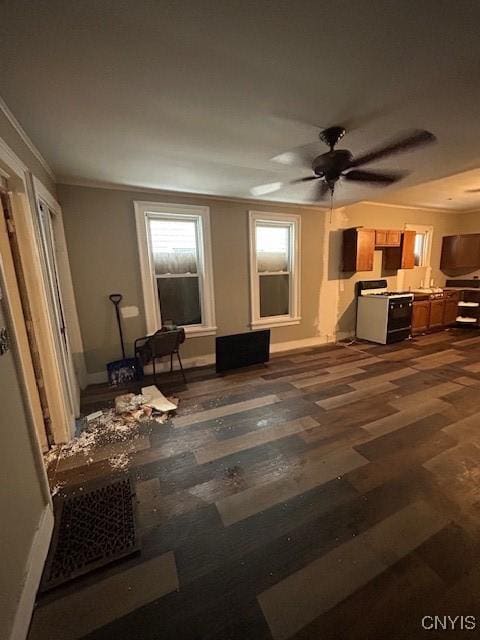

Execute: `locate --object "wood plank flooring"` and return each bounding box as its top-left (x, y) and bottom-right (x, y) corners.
top-left (31, 329), bottom-right (480, 640)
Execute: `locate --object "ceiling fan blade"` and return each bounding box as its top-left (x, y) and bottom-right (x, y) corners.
top-left (250, 181), bottom-right (283, 197)
top-left (271, 141), bottom-right (321, 168)
top-left (290, 175), bottom-right (319, 184)
top-left (349, 129), bottom-right (436, 168)
top-left (306, 179), bottom-right (330, 201)
top-left (270, 103), bottom-right (393, 136)
top-left (343, 170), bottom-right (406, 185)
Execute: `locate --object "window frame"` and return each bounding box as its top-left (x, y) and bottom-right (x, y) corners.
top-left (405, 223), bottom-right (433, 268)
top-left (135, 201), bottom-right (216, 337)
top-left (248, 210), bottom-right (301, 328)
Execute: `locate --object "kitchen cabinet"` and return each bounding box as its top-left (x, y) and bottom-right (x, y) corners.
top-left (342, 228), bottom-right (375, 272)
top-left (412, 301), bottom-right (430, 333)
top-left (384, 230), bottom-right (416, 270)
top-left (412, 291), bottom-right (460, 334)
top-left (400, 230), bottom-right (416, 270)
top-left (444, 298), bottom-right (459, 325)
top-left (441, 234), bottom-right (480, 270)
top-left (342, 227), bottom-right (415, 272)
top-left (375, 230), bottom-right (401, 247)
top-left (429, 299), bottom-right (446, 328)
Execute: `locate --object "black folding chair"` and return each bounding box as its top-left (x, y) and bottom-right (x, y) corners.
top-left (135, 329), bottom-right (186, 384)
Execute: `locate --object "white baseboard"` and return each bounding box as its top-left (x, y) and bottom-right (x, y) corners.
top-left (85, 333), bottom-right (351, 386)
top-left (86, 370), bottom-right (109, 385)
top-left (86, 353), bottom-right (216, 386)
top-left (9, 504), bottom-right (54, 640)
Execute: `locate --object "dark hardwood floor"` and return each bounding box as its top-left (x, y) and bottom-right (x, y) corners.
top-left (30, 329), bottom-right (480, 640)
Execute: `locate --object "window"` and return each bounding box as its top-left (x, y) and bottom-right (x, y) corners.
top-left (405, 224), bottom-right (433, 269)
top-left (414, 232), bottom-right (427, 266)
top-left (135, 202), bottom-right (216, 336)
top-left (249, 211), bottom-right (300, 328)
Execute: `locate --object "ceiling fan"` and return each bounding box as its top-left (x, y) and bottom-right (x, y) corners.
top-left (251, 126), bottom-right (436, 200)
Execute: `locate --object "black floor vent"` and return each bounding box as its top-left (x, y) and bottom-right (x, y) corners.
top-left (40, 477), bottom-right (139, 592)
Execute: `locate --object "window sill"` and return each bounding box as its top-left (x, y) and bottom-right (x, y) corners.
top-left (184, 325), bottom-right (217, 338)
top-left (251, 317), bottom-right (302, 329)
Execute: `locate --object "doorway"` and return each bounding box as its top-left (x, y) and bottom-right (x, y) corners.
top-left (0, 186), bottom-right (51, 450)
top-left (36, 198), bottom-right (78, 423)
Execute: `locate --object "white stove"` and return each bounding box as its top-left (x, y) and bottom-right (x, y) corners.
top-left (361, 291), bottom-right (414, 300)
top-left (356, 280), bottom-right (413, 344)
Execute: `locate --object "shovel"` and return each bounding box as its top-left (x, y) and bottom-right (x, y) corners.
top-left (106, 293), bottom-right (143, 386)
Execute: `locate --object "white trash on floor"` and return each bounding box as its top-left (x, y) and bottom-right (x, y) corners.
top-left (45, 386), bottom-right (179, 475)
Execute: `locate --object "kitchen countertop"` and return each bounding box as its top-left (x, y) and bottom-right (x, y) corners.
top-left (412, 289), bottom-right (461, 301)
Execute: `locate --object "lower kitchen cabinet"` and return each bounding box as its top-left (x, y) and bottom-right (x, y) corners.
top-left (412, 301), bottom-right (430, 333)
top-left (412, 292), bottom-right (459, 335)
top-left (444, 298), bottom-right (459, 325)
top-left (429, 299), bottom-right (445, 328)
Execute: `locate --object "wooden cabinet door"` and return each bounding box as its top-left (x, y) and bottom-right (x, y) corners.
top-left (412, 301), bottom-right (430, 333)
top-left (401, 230), bottom-right (416, 269)
top-left (444, 299), bottom-right (458, 325)
top-left (441, 234), bottom-right (480, 269)
top-left (376, 230), bottom-right (401, 247)
top-left (356, 229), bottom-right (375, 271)
top-left (386, 230), bottom-right (401, 246)
top-left (383, 230), bottom-right (416, 270)
top-left (375, 230), bottom-right (388, 246)
top-left (429, 299), bottom-right (445, 328)
top-left (342, 228), bottom-right (375, 272)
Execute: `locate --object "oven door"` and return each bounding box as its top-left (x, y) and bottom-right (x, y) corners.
top-left (387, 298), bottom-right (413, 333)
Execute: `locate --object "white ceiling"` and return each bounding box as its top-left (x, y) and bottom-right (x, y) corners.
top-left (1, 1), bottom-right (480, 208)
top-left (365, 167), bottom-right (480, 212)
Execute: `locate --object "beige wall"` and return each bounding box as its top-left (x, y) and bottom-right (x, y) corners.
top-left (0, 295), bottom-right (46, 639)
top-left (57, 184), bottom-right (327, 375)
top-left (58, 184), bottom-right (464, 379)
top-left (0, 110), bottom-right (56, 195)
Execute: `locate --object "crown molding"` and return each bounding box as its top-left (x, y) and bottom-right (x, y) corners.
top-left (456, 207), bottom-right (480, 215)
top-left (56, 177), bottom-right (330, 212)
top-left (58, 177), bottom-right (476, 216)
top-left (360, 200), bottom-right (459, 214)
top-left (0, 96), bottom-right (55, 180)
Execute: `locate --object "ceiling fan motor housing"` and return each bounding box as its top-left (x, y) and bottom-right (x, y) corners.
top-left (313, 149), bottom-right (353, 179)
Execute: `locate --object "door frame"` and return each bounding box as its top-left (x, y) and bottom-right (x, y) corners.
top-left (33, 180), bottom-right (81, 421)
top-left (0, 138), bottom-right (54, 640)
top-left (0, 135), bottom-right (72, 443)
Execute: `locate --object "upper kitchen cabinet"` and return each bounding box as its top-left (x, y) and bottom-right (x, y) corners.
top-left (375, 229), bottom-right (401, 247)
top-left (342, 228), bottom-right (415, 272)
top-left (342, 228), bottom-right (375, 272)
top-left (384, 230), bottom-right (416, 270)
top-left (441, 234), bottom-right (480, 270)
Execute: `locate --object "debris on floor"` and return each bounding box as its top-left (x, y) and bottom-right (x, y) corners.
top-left (141, 385), bottom-right (178, 413)
top-left (85, 410), bottom-right (103, 423)
top-left (109, 452), bottom-right (131, 470)
top-left (51, 481), bottom-right (65, 497)
top-left (45, 386), bottom-right (179, 477)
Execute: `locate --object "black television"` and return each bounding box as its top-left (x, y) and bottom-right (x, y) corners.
top-left (215, 330), bottom-right (270, 373)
